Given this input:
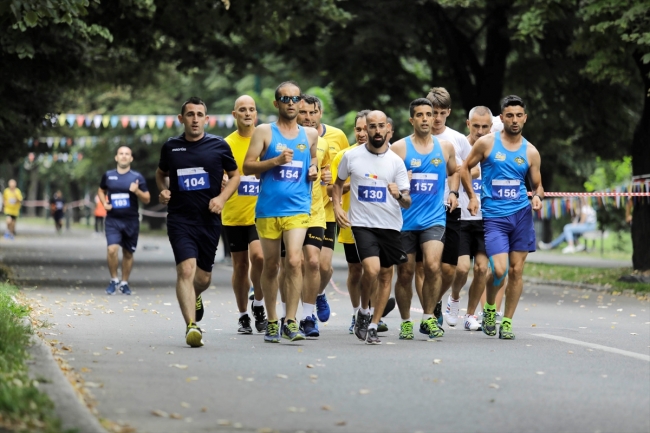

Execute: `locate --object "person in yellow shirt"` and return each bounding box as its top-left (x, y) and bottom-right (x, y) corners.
top-left (222, 95), bottom-right (267, 334)
top-left (3, 179), bottom-right (23, 239)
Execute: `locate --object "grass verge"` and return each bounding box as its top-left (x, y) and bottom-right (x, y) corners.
top-left (524, 263), bottom-right (649, 294)
top-left (0, 281), bottom-right (66, 433)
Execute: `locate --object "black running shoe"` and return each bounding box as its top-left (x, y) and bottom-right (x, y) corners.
top-left (354, 311), bottom-right (370, 341)
top-left (382, 297), bottom-right (396, 317)
top-left (238, 314), bottom-right (253, 334)
top-left (434, 301), bottom-right (443, 326)
top-left (365, 327), bottom-right (381, 345)
top-left (252, 301), bottom-right (267, 333)
top-left (196, 295), bottom-right (204, 322)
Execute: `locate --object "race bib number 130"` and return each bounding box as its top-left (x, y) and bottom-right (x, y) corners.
top-left (491, 180), bottom-right (520, 200)
top-left (358, 185), bottom-right (386, 203)
top-left (178, 168), bottom-right (210, 191)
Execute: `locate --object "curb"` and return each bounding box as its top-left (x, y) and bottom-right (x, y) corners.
top-left (523, 277), bottom-right (609, 292)
top-left (24, 318), bottom-right (107, 433)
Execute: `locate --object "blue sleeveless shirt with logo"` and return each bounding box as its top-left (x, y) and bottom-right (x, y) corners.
top-left (256, 123), bottom-right (312, 218)
top-left (401, 136), bottom-right (447, 231)
top-left (481, 133), bottom-right (530, 218)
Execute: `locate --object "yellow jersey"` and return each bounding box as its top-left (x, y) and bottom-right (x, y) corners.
top-left (308, 137), bottom-right (330, 228)
top-left (223, 131), bottom-right (257, 226)
top-left (321, 124), bottom-right (350, 222)
top-left (331, 143), bottom-right (359, 244)
top-left (2, 188), bottom-right (23, 217)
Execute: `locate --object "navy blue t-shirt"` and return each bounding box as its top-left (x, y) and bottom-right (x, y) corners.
top-left (158, 133), bottom-right (237, 225)
top-left (99, 169), bottom-right (148, 219)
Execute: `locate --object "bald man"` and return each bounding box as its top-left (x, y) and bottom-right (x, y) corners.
top-left (333, 110), bottom-right (410, 345)
top-left (223, 95), bottom-right (267, 335)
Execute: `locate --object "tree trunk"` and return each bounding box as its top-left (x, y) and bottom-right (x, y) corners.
top-left (631, 52), bottom-right (650, 272)
top-left (26, 167), bottom-right (39, 217)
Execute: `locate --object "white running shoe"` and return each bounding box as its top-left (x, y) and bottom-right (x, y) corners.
top-left (464, 314), bottom-right (481, 331)
top-left (444, 295), bottom-right (460, 327)
top-left (538, 241), bottom-right (552, 250)
top-left (562, 245), bottom-right (577, 254)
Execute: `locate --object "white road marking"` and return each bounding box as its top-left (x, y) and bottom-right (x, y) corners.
top-left (532, 333), bottom-right (650, 362)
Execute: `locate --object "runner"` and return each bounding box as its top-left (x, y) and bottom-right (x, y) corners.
top-left (386, 117), bottom-right (394, 145)
top-left (2, 179), bottom-right (22, 239)
top-left (156, 96), bottom-right (240, 348)
top-left (391, 98), bottom-right (459, 340)
top-left (446, 106), bottom-right (493, 331)
top-left (98, 146), bottom-right (150, 296)
top-left (243, 81), bottom-right (319, 343)
top-left (49, 190), bottom-right (66, 233)
top-left (330, 110), bottom-right (369, 333)
top-left (333, 110), bottom-right (410, 345)
top-left (222, 95), bottom-right (267, 335)
top-left (461, 95), bottom-right (544, 340)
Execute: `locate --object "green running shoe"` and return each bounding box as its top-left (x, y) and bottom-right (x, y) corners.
top-left (282, 320), bottom-right (306, 342)
top-left (499, 321), bottom-right (515, 340)
top-left (185, 322), bottom-right (204, 348)
top-left (425, 317), bottom-right (444, 339)
top-left (377, 320), bottom-right (388, 332)
top-left (482, 308), bottom-right (497, 336)
top-left (264, 321), bottom-right (281, 343)
top-left (399, 321), bottom-right (414, 340)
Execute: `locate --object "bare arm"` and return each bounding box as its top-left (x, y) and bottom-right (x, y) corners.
top-left (526, 143), bottom-right (544, 211)
top-left (129, 180), bottom-right (151, 205)
top-left (332, 176), bottom-right (350, 228)
top-left (209, 169), bottom-right (240, 214)
top-left (470, 165), bottom-right (481, 179)
top-left (97, 187), bottom-right (112, 211)
top-left (243, 125), bottom-right (292, 175)
top-left (442, 141), bottom-right (459, 211)
top-left (156, 168), bottom-right (171, 205)
top-left (461, 136), bottom-right (491, 216)
top-left (307, 128), bottom-right (319, 181)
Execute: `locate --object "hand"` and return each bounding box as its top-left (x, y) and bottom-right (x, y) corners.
top-left (532, 195), bottom-right (542, 211)
top-left (468, 196), bottom-right (479, 216)
top-left (320, 164), bottom-right (332, 184)
top-left (276, 149), bottom-right (294, 165)
top-left (209, 196), bottom-right (226, 214)
top-left (407, 170), bottom-right (412, 182)
top-left (387, 183), bottom-right (400, 200)
top-left (104, 203), bottom-right (113, 211)
top-left (334, 205), bottom-right (350, 229)
top-left (129, 179), bottom-right (140, 192)
top-left (448, 194), bottom-right (458, 212)
top-left (308, 164), bottom-right (318, 182)
top-left (159, 189), bottom-right (171, 205)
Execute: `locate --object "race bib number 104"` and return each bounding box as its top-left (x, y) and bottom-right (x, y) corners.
top-left (178, 168), bottom-right (210, 191)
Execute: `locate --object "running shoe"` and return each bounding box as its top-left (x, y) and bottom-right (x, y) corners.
top-left (282, 320), bottom-right (306, 341)
top-left (300, 316), bottom-right (320, 337)
top-left (106, 280), bottom-right (118, 295)
top-left (316, 293), bottom-right (330, 322)
top-left (264, 321), bottom-right (281, 343)
top-left (348, 315), bottom-right (356, 334)
top-left (434, 301), bottom-right (443, 326)
top-left (444, 294), bottom-right (460, 327)
top-left (425, 317), bottom-right (444, 339)
top-left (377, 320), bottom-right (388, 332)
top-left (464, 314), bottom-right (482, 331)
top-left (399, 321), bottom-right (414, 340)
top-left (248, 286), bottom-right (255, 300)
top-left (185, 322), bottom-right (204, 347)
top-left (482, 308), bottom-right (497, 336)
top-left (365, 327), bottom-right (381, 345)
top-left (499, 321), bottom-right (515, 340)
top-left (195, 295), bottom-right (204, 322)
top-left (354, 311), bottom-right (370, 341)
top-left (382, 297), bottom-right (396, 317)
top-left (238, 314), bottom-right (253, 334)
top-left (252, 302), bottom-right (267, 333)
top-left (119, 283), bottom-right (131, 295)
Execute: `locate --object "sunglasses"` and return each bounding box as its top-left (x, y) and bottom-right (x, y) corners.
top-left (276, 96), bottom-right (302, 104)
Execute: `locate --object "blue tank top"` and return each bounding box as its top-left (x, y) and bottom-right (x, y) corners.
top-left (256, 123), bottom-right (312, 218)
top-left (401, 136), bottom-right (447, 231)
top-left (481, 133), bottom-right (530, 218)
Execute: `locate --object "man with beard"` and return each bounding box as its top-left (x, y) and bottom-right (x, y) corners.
top-left (461, 95), bottom-right (544, 340)
top-left (157, 97), bottom-right (240, 347)
top-left (391, 98), bottom-right (459, 340)
top-left (99, 146), bottom-right (150, 296)
top-left (333, 110), bottom-right (410, 345)
top-left (243, 82), bottom-right (319, 343)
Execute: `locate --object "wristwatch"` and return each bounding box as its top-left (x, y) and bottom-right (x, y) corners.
top-left (398, 193), bottom-right (404, 201)
top-left (448, 190), bottom-right (459, 198)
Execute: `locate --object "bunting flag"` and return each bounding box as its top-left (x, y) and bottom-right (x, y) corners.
top-left (51, 113), bottom-right (237, 130)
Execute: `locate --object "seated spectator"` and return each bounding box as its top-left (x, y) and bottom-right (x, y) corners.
top-left (538, 197), bottom-right (597, 254)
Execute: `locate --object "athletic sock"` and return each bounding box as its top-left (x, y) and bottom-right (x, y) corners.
top-left (353, 307), bottom-right (360, 316)
top-left (403, 318), bottom-right (411, 323)
top-left (252, 299), bottom-right (264, 307)
top-left (484, 302), bottom-right (496, 311)
top-left (502, 317), bottom-right (512, 326)
top-left (281, 303), bottom-right (286, 318)
top-left (111, 277), bottom-right (119, 283)
top-left (422, 314), bottom-right (434, 321)
top-left (368, 323), bottom-right (378, 330)
top-left (369, 307), bottom-right (375, 317)
top-left (303, 303), bottom-right (315, 319)
top-left (119, 280), bottom-right (128, 287)
top-left (239, 311), bottom-right (248, 317)
top-left (360, 307), bottom-right (370, 316)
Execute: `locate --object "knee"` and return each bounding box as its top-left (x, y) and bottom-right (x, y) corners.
top-left (232, 257), bottom-right (249, 275)
top-left (107, 246), bottom-right (119, 257)
top-left (285, 254), bottom-right (302, 271)
top-left (474, 261), bottom-right (489, 276)
top-left (397, 266), bottom-right (414, 286)
top-left (177, 261), bottom-right (196, 280)
top-left (195, 273), bottom-right (211, 289)
top-left (122, 249), bottom-right (133, 260)
top-left (509, 262), bottom-right (525, 278)
top-left (349, 264), bottom-right (362, 281)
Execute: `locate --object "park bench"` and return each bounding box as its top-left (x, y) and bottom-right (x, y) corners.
top-left (581, 230), bottom-right (609, 254)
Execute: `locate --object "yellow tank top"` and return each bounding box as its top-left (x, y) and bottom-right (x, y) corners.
top-left (308, 137), bottom-right (330, 228)
top-left (321, 124), bottom-right (350, 222)
top-left (222, 131), bottom-right (257, 226)
top-left (331, 143), bottom-right (358, 244)
top-left (3, 188), bottom-right (23, 217)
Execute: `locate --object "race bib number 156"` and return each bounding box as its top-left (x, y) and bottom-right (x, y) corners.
top-left (491, 179), bottom-right (520, 200)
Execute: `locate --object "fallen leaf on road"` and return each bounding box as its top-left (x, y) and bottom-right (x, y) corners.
top-left (186, 376), bottom-right (198, 382)
top-left (386, 342), bottom-right (396, 345)
top-left (201, 407), bottom-right (207, 412)
top-left (310, 374), bottom-right (318, 379)
top-left (568, 351), bottom-right (574, 354)
top-left (92, 352), bottom-right (101, 356)
top-left (180, 402), bottom-right (190, 408)
top-left (163, 303), bottom-right (172, 306)
top-left (536, 371), bottom-right (545, 375)
top-left (322, 405), bottom-right (332, 411)
top-left (167, 351), bottom-right (174, 355)
top-left (85, 382), bottom-right (102, 388)
top-left (276, 374), bottom-right (288, 379)
top-left (489, 383), bottom-right (500, 389)
top-left (80, 367), bottom-right (91, 373)
top-left (336, 421), bottom-right (347, 426)
top-left (631, 333), bottom-right (638, 335)
top-left (151, 410), bottom-right (168, 418)
top-left (116, 351), bottom-right (124, 355)
top-left (433, 359), bottom-right (442, 364)
top-left (531, 324), bottom-right (536, 327)
top-left (306, 364), bottom-right (314, 368)
top-left (327, 356), bottom-right (336, 359)
top-left (359, 389), bottom-right (370, 395)
top-left (61, 346), bottom-right (72, 351)
top-left (105, 347), bottom-right (112, 350)
top-left (217, 419), bottom-right (231, 426)
top-left (169, 364), bottom-right (188, 369)
top-left (169, 413), bottom-right (183, 420)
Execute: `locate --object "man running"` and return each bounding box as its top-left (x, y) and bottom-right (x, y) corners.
top-left (49, 190), bottom-right (66, 233)
top-left (98, 146), bottom-right (150, 296)
top-left (157, 97), bottom-right (240, 347)
top-left (333, 110), bottom-right (410, 345)
top-left (461, 95), bottom-right (544, 340)
top-left (243, 81), bottom-right (319, 343)
top-left (2, 179), bottom-right (22, 239)
top-left (392, 98), bottom-right (459, 340)
top-left (447, 106), bottom-right (492, 331)
top-left (222, 95), bottom-right (267, 335)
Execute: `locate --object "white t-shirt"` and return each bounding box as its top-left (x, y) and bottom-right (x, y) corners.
top-left (434, 126), bottom-right (471, 203)
top-left (459, 162), bottom-right (482, 221)
top-left (581, 205), bottom-right (597, 224)
top-left (337, 145), bottom-right (409, 230)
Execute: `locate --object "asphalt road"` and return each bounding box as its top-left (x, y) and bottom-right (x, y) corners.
top-left (1, 225), bottom-right (649, 433)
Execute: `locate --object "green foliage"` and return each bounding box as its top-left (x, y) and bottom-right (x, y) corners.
top-left (584, 156), bottom-right (633, 192)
